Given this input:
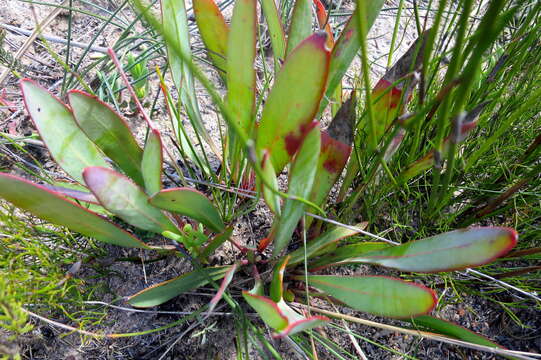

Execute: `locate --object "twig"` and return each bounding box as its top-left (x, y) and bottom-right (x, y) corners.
top-left (0, 0), bottom-right (69, 86)
top-left (0, 23), bottom-right (108, 54)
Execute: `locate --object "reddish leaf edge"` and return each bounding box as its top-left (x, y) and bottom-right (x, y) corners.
top-left (242, 291), bottom-right (288, 323)
top-left (20, 79), bottom-right (96, 181)
top-left (67, 89), bottom-right (144, 152)
top-left (348, 227), bottom-right (519, 274)
top-left (305, 274), bottom-right (439, 319)
top-left (0, 172), bottom-right (148, 248)
top-left (273, 315), bottom-right (330, 338)
top-left (242, 291), bottom-right (329, 337)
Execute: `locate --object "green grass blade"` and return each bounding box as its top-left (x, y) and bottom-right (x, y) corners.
top-left (161, 0), bottom-right (221, 159)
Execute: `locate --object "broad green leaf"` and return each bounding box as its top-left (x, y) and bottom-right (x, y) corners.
top-left (0, 173), bottom-right (147, 248)
top-left (270, 256), bottom-right (290, 302)
top-left (288, 224), bottom-right (364, 266)
top-left (303, 275), bottom-right (437, 318)
top-left (68, 91), bottom-right (144, 186)
top-left (286, 0), bottom-right (312, 56)
top-left (20, 79), bottom-right (109, 184)
top-left (308, 241), bottom-right (389, 270)
top-left (343, 227), bottom-right (518, 273)
top-left (150, 188), bottom-right (225, 233)
top-left (271, 125), bottom-right (321, 256)
top-left (128, 267), bottom-right (229, 307)
top-left (259, 150), bottom-right (281, 215)
top-left (256, 32), bottom-right (330, 173)
top-left (141, 129), bottom-right (163, 195)
top-left (226, 0), bottom-right (256, 169)
top-left (319, 0), bottom-right (385, 113)
top-left (83, 167), bottom-right (178, 234)
top-left (226, 0), bottom-right (256, 134)
top-left (193, 0), bottom-right (229, 74)
top-left (160, 0), bottom-right (221, 160)
top-left (260, 0), bottom-right (286, 65)
top-left (410, 315), bottom-right (507, 351)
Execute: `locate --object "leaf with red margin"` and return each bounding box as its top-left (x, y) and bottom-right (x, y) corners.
top-left (286, 0), bottom-right (312, 56)
top-left (270, 256), bottom-right (290, 302)
top-left (338, 227), bottom-right (518, 273)
top-left (128, 266), bottom-right (229, 307)
top-left (141, 129), bottom-right (163, 195)
top-left (20, 79), bottom-right (109, 184)
top-left (0, 173), bottom-right (147, 248)
top-left (68, 91), bottom-right (144, 186)
top-left (409, 315), bottom-right (515, 358)
top-left (242, 292), bottom-right (289, 330)
top-left (270, 125), bottom-right (321, 257)
top-left (193, 0), bottom-right (229, 75)
top-left (320, 0), bottom-right (385, 113)
top-left (288, 224), bottom-right (365, 266)
top-left (256, 32), bottom-right (330, 173)
top-left (208, 263), bottom-right (238, 313)
top-left (242, 292), bottom-right (329, 336)
top-left (299, 275), bottom-right (437, 318)
top-left (274, 312), bottom-right (329, 338)
top-left (150, 188), bottom-right (225, 233)
top-left (83, 167), bottom-right (178, 234)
